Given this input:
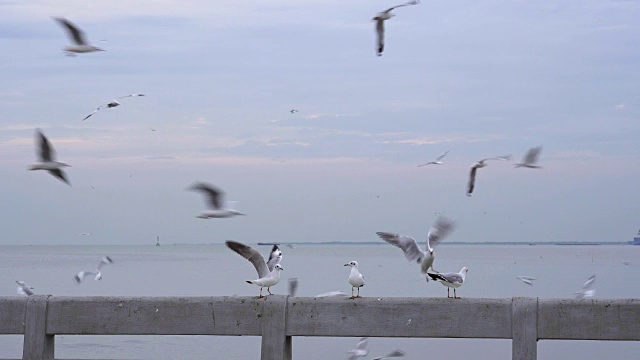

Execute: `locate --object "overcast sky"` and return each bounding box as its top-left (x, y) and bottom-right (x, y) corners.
top-left (1, 0), bottom-right (639, 245)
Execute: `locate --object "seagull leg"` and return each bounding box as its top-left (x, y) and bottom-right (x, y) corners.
top-left (350, 287), bottom-right (355, 299)
top-left (454, 289), bottom-right (459, 299)
top-left (357, 287), bottom-right (361, 298)
top-left (259, 287), bottom-right (264, 299)
top-left (447, 288), bottom-right (451, 298)
top-left (267, 287), bottom-right (273, 295)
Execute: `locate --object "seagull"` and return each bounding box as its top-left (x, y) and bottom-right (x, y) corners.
top-left (53, 17), bottom-right (104, 55)
top-left (187, 182), bottom-right (246, 218)
top-left (467, 155), bottom-right (511, 196)
top-left (515, 146), bottom-right (543, 168)
top-left (376, 216), bottom-right (456, 281)
top-left (315, 290), bottom-right (348, 297)
top-left (28, 129), bottom-right (71, 185)
top-left (288, 278), bottom-right (299, 297)
top-left (344, 261), bottom-right (365, 299)
top-left (347, 338), bottom-right (369, 360)
top-left (373, 349), bottom-right (407, 360)
top-left (427, 267), bottom-right (468, 299)
top-left (78, 232), bottom-right (92, 236)
top-left (226, 241), bottom-right (283, 298)
top-left (73, 256), bottom-right (114, 284)
top-left (373, 0), bottom-right (420, 57)
top-left (574, 275), bottom-right (596, 299)
top-left (82, 94), bottom-right (145, 121)
top-left (418, 150), bottom-right (450, 167)
top-left (289, 109), bottom-right (299, 114)
top-left (16, 281), bottom-right (34, 296)
top-left (516, 276), bottom-right (536, 286)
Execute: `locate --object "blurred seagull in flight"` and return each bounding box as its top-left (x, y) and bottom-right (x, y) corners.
top-left (226, 241), bottom-right (283, 298)
top-left (466, 155), bottom-right (511, 197)
top-left (515, 146), bottom-right (543, 168)
top-left (574, 275), bottom-right (596, 299)
top-left (52, 17), bottom-right (104, 55)
top-left (376, 216), bottom-right (456, 280)
top-left (29, 129), bottom-right (71, 185)
top-left (516, 276), bottom-right (536, 286)
top-left (315, 290), bottom-right (348, 297)
top-left (289, 109), bottom-right (299, 114)
top-left (418, 150), bottom-right (450, 167)
top-left (428, 267), bottom-right (468, 299)
top-left (288, 277), bottom-right (299, 297)
top-left (187, 182), bottom-right (245, 218)
top-left (73, 256), bottom-right (114, 284)
top-left (16, 281), bottom-right (34, 296)
top-left (344, 261), bottom-right (365, 299)
top-left (373, 349), bottom-right (407, 360)
top-left (347, 337), bottom-right (369, 360)
top-left (82, 94), bottom-right (145, 121)
top-left (373, 0), bottom-right (420, 57)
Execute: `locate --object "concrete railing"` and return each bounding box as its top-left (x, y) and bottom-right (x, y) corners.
top-left (2, 296), bottom-right (640, 360)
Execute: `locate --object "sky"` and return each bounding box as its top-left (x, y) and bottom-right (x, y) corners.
top-left (0, 0), bottom-right (639, 245)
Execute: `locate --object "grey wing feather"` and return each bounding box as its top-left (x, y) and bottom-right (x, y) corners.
top-left (436, 150), bottom-right (450, 161)
top-left (376, 20), bottom-right (385, 56)
top-left (188, 182), bottom-right (223, 209)
top-left (36, 129), bottom-right (54, 161)
top-left (523, 146), bottom-right (542, 164)
top-left (73, 271), bottom-right (95, 284)
top-left (467, 166), bottom-right (478, 195)
top-left (266, 245), bottom-right (282, 271)
top-left (582, 275), bottom-right (596, 290)
top-left (432, 272), bottom-right (463, 284)
top-left (376, 232), bottom-right (425, 263)
top-left (355, 337), bottom-right (368, 350)
top-left (427, 216), bottom-right (455, 248)
top-left (288, 278), bottom-right (298, 297)
top-left (48, 169), bottom-right (70, 185)
top-left (226, 241), bottom-right (270, 278)
top-left (373, 349), bottom-right (406, 359)
top-left (384, 0), bottom-right (420, 12)
top-left (117, 94), bottom-right (145, 99)
top-left (53, 17), bottom-right (87, 45)
top-left (97, 256), bottom-right (114, 270)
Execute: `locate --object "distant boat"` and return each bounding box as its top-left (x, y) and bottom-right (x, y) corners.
top-left (628, 230), bottom-right (640, 245)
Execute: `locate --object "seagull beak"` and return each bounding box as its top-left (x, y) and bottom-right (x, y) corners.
top-left (344, 264), bottom-right (349, 266)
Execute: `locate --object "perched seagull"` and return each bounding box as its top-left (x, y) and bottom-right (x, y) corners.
top-left (427, 267), bottom-right (468, 299)
top-left (373, 349), bottom-right (407, 360)
top-left (315, 290), bottom-right (348, 298)
top-left (344, 261), bottom-right (365, 299)
top-left (418, 150), bottom-right (450, 167)
top-left (187, 182), bottom-right (246, 218)
top-left (82, 94), bottom-right (145, 121)
top-left (73, 256), bottom-right (114, 284)
top-left (29, 129), bottom-right (71, 185)
top-left (516, 276), bottom-right (536, 286)
top-left (289, 109), bottom-right (299, 114)
top-left (376, 216), bottom-right (456, 280)
top-left (347, 338), bottom-right (369, 360)
top-left (515, 146), bottom-right (543, 168)
top-left (52, 17), bottom-right (104, 55)
top-left (574, 275), bottom-right (596, 299)
top-left (16, 281), bottom-right (34, 296)
top-left (373, 0), bottom-right (420, 57)
top-left (226, 241), bottom-right (283, 298)
top-left (288, 278), bottom-right (299, 297)
top-left (466, 155), bottom-right (511, 196)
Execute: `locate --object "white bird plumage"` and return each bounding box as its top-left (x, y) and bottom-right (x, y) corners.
top-left (574, 275), bottom-right (596, 299)
top-left (53, 17), bottom-right (104, 55)
top-left (347, 337), bottom-right (369, 360)
top-left (82, 94), bottom-right (145, 121)
top-left (188, 182), bottom-right (246, 218)
top-left (28, 129), bottom-right (71, 185)
top-left (16, 281), bottom-right (35, 296)
top-left (344, 260), bottom-right (365, 299)
top-left (226, 241), bottom-right (283, 298)
top-left (427, 267), bottom-right (468, 299)
top-left (73, 256), bottom-right (114, 284)
top-left (418, 150), bottom-right (450, 167)
top-left (516, 276), bottom-right (536, 286)
top-left (467, 155), bottom-right (511, 196)
top-left (373, 0), bottom-right (420, 57)
top-left (515, 146), bottom-right (543, 168)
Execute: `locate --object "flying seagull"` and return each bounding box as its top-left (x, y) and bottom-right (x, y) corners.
top-left (288, 277), bottom-right (299, 297)
top-left (574, 275), bottom-right (596, 299)
top-left (377, 216), bottom-right (455, 280)
top-left (427, 267), bottom-right (468, 299)
top-left (315, 290), bottom-right (348, 297)
top-left (466, 155), bottom-right (511, 196)
top-left (373, 0), bottom-right (420, 57)
top-left (373, 349), bottom-right (407, 360)
top-left (226, 241), bottom-right (283, 298)
top-left (418, 150), bottom-right (450, 167)
top-left (347, 337), bottom-right (369, 360)
top-left (289, 109), bottom-right (299, 114)
top-left (516, 276), bottom-right (536, 286)
top-left (73, 256), bottom-right (114, 284)
top-left (28, 129), bottom-right (71, 185)
top-left (344, 260), bottom-right (365, 299)
top-left (187, 182), bottom-right (246, 218)
top-left (52, 17), bottom-right (104, 55)
top-left (82, 94), bottom-right (145, 121)
top-left (16, 281), bottom-right (34, 296)
top-left (515, 146), bottom-right (543, 168)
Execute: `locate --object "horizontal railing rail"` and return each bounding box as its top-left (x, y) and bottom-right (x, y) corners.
top-left (1, 296), bottom-right (639, 360)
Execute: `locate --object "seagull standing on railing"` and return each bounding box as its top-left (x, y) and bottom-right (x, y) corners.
top-left (187, 182), bottom-right (246, 218)
top-left (427, 267), bottom-right (468, 299)
top-left (226, 241), bottom-right (283, 298)
top-left (344, 261), bottom-right (365, 299)
top-left (53, 17), bottom-right (104, 55)
top-left (73, 256), bottom-right (114, 284)
top-left (28, 129), bottom-right (71, 185)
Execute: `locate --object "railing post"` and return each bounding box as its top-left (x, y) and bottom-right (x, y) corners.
top-left (22, 295), bottom-right (54, 360)
top-left (512, 297), bottom-right (538, 360)
top-left (260, 295), bottom-right (291, 360)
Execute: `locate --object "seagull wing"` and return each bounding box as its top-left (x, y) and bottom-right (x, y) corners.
top-left (117, 93), bottom-right (145, 99)
top-left (97, 256), bottom-right (114, 270)
top-left (467, 166), bottom-right (478, 196)
top-left (226, 241), bottom-right (270, 278)
top-left (53, 17), bottom-right (87, 45)
top-left (315, 290), bottom-right (347, 297)
top-left (188, 182), bottom-right (224, 209)
top-left (427, 216), bottom-right (455, 249)
top-left (582, 275), bottom-right (596, 290)
top-left (355, 337), bottom-right (368, 351)
top-left (73, 271), bottom-right (96, 284)
top-left (435, 150), bottom-right (450, 161)
top-left (523, 146), bottom-right (542, 165)
top-left (266, 245), bottom-right (282, 272)
top-left (384, 0), bottom-right (420, 12)
top-left (376, 232), bottom-right (425, 263)
top-left (428, 271), bottom-right (463, 284)
top-left (48, 169), bottom-right (70, 185)
top-left (36, 129), bottom-right (55, 162)
top-left (372, 349), bottom-right (407, 360)
top-left (376, 19), bottom-right (385, 56)
top-left (483, 154), bottom-right (512, 162)
top-left (82, 105), bottom-right (106, 121)
top-left (17, 286), bottom-right (34, 296)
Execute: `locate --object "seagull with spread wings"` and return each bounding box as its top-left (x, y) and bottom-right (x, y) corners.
top-left (347, 337), bottom-right (369, 360)
top-left (187, 182), bottom-right (245, 218)
top-left (28, 129), bottom-right (71, 185)
top-left (82, 94), bottom-right (145, 121)
top-left (418, 150), bottom-right (450, 167)
top-left (466, 155), bottom-right (511, 196)
top-left (373, 0), bottom-right (420, 57)
top-left (574, 275), bottom-right (596, 299)
top-left (377, 216), bottom-right (455, 281)
top-left (16, 281), bottom-right (35, 296)
top-left (515, 146), bottom-right (543, 168)
top-left (52, 17), bottom-right (104, 55)
top-left (226, 241), bottom-right (283, 298)
top-left (73, 256), bottom-right (114, 284)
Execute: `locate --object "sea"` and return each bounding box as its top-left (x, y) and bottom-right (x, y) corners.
top-left (0, 244), bottom-right (638, 359)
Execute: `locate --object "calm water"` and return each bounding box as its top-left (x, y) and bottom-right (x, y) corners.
top-left (1, 244), bottom-right (639, 359)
